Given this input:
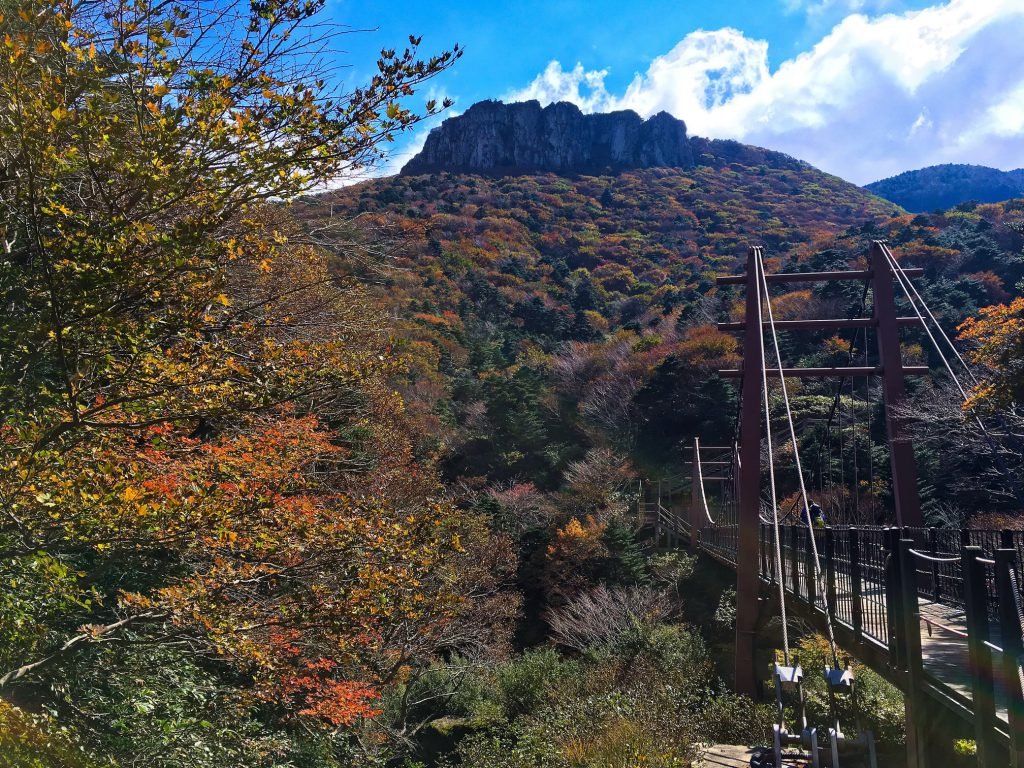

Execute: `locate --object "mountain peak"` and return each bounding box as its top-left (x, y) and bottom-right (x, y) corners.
top-left (401, 100), bottom-right (695, 176)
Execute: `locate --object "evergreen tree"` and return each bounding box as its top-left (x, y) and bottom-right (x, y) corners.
top-left (601, 520), bottom-right (649, 586)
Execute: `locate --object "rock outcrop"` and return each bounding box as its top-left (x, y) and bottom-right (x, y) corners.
top-left (401, 100), bottom-right (695, 175)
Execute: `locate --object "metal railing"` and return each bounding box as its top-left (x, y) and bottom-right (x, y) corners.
top-left (652, 506), bottom-right (1024, 766)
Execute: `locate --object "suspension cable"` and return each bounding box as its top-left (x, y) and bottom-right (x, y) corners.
top-left (880, 244), bottom-right (1024, 507)
top-left (758, 251), bottom-right (840, 669)
top-left (693, 440), bottom-right (717, 527)
top-left (824, 284), bottom-right (869, 521)
top-left (879, 244), bottom-right (971, 402)
top-left (754, 248), bottom-right (790, 664)
top-left (883, 246), bottom-right (978, 384)
top-left (851, 373), bottom-right (859, 519)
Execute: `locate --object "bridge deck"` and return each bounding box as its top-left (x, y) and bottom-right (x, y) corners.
top-left (789, 550), bottom-right (1011, 721)
top-left (919, 599), bottom-right (1010, 722)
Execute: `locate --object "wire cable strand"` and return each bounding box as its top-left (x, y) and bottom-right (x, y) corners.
top-left (880, 244), bottom-right (971, 402)
top-left (753, 247), bottom-right (790, 664)
top-left (694, 439), bottom-right (718, 527)
top-left (757, 250), bottom-right (840, 670)
top-left (882, 245), bottom-right (978, 384)
top-left (880, 243), bottom-right (1024, 506)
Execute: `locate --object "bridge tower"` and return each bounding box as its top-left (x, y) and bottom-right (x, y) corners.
top-left (716, 242), bottom-right (927, 696)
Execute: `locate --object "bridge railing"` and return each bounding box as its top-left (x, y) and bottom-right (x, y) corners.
top-left (754, 523), bottom-right (894, 648)
top-left (658, 510), bottom-right (1024, 762)
top-left (700, 523), bottom-right (738, 567)
top-left (897, 527), bottom-right (1024, 621)
top-left (653, 499), bottom-right (1024, 645)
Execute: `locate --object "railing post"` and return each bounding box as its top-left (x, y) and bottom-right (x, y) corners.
top-left (653, 478), bottom-right (662, 549)
top-left (885, 527), bottom-right (904, 668)
top-left (850, 527), bottom-right (863, 641)
top-left (760, 522), bottom-right (768, 582)
top-left (689, 440), bottom-right (701, 552)
top-left (658, 478), bottom-right (665, 548)
top-left (790, 524), bottom-right (800, 599)
top-left (995, 548), bottom-right (1024, 768)
top-left (962, 545), bottom-right (1000, 768)
top-left (664, 486), bottom-right (673, 550)
top-left (769, 523), bottom-right (778, 585)
top-left (806, 526), bottom-right (818, 608)
top-left (928, 528), bottom-right (940, 602)
top-left (825, 526), bottom-right (837, 621)
top-left (637, 478), bottom-right (644, 530)
top-left (898, 537), bottom-right (925, 671)
top-left (898, 536), bottom-right (927, 768)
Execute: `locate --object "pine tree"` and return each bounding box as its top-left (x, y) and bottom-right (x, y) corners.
top-left (601, 520), bottom-right (649, 586)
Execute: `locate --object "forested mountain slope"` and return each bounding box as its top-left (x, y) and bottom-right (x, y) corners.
top-left (298, 170), bottom-right (1024, 515)
top-left (866, 164), bottom-right (1024, 212)
top-left (295, 155), bottom-right (896, 484)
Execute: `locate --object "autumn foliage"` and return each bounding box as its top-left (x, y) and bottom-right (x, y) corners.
top-left (959, 296), bottom-right (1024, 412)
top-left (0, 0), bottom-right (518, 763)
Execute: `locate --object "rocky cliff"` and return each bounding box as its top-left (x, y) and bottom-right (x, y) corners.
top-left (401, 100), bottom-right (812, 177)
top-left (401, 100), bottom-right (695, 175)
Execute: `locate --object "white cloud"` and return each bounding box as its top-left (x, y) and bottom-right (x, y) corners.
top-left (979, 82), bottom-right (1024, 139)
top-left (506, 0), bottom-right (1024, 184)
top-left (507, 29), bottom-right (769, 122)
top-left (908, 108), bottom-right (933, 137)
top-left (510, 61), bottom-right (612, 113)
top-left (617, 29), bottom-right (770, 118)
top-left (784, 0), bottom-right (900, 17)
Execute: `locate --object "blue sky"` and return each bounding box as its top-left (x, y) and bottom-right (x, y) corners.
top-left (331, 0), bottom-right (1024, 184)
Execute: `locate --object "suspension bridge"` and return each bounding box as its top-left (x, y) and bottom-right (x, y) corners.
top-left (646, 242), bottom-right (1024, 768)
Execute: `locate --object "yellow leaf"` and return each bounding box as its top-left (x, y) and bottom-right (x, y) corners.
top-left (216, 293), bottom-right (230, 306)
top-left (152, 83), bottom-right (169, 97)
top-left (123, 487), bottom-right (141, 502)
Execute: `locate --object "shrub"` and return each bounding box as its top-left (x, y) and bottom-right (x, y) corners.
top-left (445, 624), bottom-right (770, 768)
top-left (0, 701), bottom-right (98, 768)
top-left (547, 584), bottom-right (670, 652)
top-left (698, 694), bottom-right (774, 745)
top-left (497, 648), bottom-right (580, 720)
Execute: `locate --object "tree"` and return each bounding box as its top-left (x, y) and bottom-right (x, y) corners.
top-left (601, 519), bottom-right (649, 587)
top-left (1, 0), bottom-right (459, 442)
top-left (959, 297), bottom-right (1024, 413)
top-left (0, 0), bottom-right (481, 761)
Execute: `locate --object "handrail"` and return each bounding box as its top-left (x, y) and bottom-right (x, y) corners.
top-left (907, 548), bottom-right (962, 563)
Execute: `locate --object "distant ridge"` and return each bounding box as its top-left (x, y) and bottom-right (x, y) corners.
top-left (401, 100), bottom-right (809, 177)
top-left (865, 164), bottom-right (1024, 212)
